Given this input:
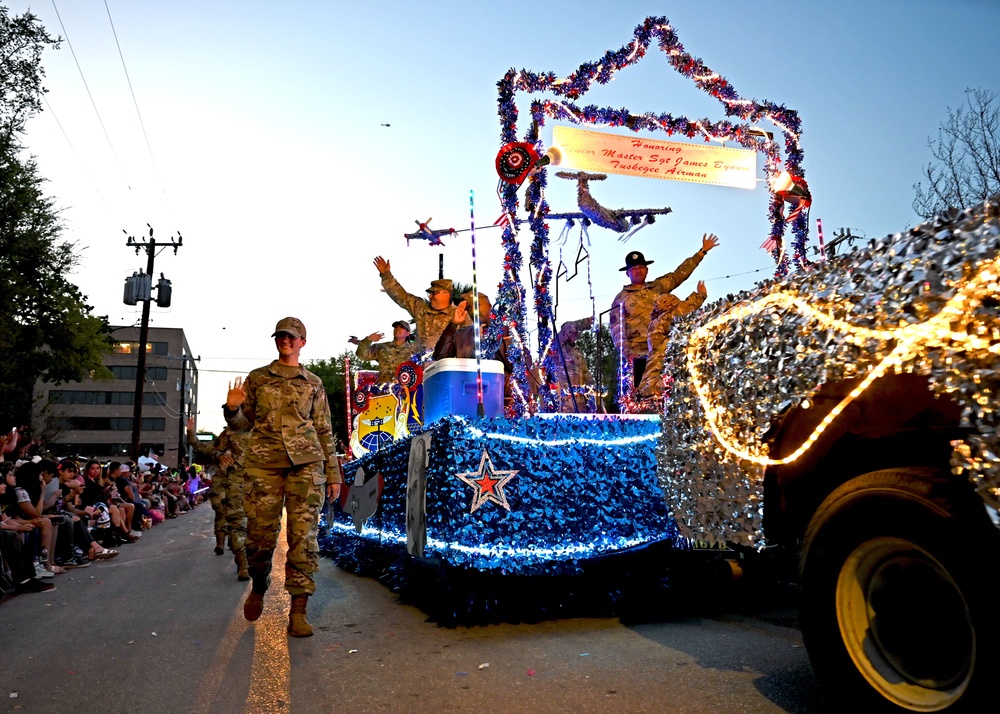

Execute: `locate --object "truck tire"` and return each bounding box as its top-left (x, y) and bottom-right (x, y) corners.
top-left (799, 468), bottom-right (998, 712)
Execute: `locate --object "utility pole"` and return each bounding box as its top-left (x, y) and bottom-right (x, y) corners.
top-left (123, 225), bottom-right (182, 462)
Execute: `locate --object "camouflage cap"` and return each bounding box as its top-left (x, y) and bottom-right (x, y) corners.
top-left (391, 320), bottom-right (411, 331)
top-left (426, 279), bottom-right (453, 294)
top-left (271, 316), bottom-right (306, 339)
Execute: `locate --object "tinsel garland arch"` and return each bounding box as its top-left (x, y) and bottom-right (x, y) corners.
top-left (494, 16), bottom-right (808, 414)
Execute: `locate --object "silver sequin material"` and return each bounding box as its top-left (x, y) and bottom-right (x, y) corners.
top-left (658, 195), bottom-right (1000, 547)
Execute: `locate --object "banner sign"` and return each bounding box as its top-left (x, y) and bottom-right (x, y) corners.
top-left (552, 125), bottom-right (757, 189)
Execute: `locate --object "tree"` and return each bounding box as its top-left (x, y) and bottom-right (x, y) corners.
top-left (306, 351), bottom-right (376, 451)
top-left (913, 88), bottom-right (1000, 219)
top-left (451, 281), bottom-right (474, 303)
top-left (576, 323), bottom-right (617, 413)
top-left (1, 7), bottom-right (58, 142)
top-left (1, 9), bottom-right (112, 430)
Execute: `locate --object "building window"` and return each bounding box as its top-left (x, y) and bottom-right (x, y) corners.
top-left (110, 366), bottom-right (168, 381)
top-left (114, 341), bottom-right (169, 356)
top-left (111, 366), bottom-right (137, 380)
top-left (49, 390), bottom-right (166, 406)
top-left (52, 416), bottom-right (166, 431)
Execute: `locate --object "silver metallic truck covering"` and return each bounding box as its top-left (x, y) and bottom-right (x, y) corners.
top-left (658, 196), bottom-right (1000, 547)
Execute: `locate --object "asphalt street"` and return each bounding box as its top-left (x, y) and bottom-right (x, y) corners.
top-left (0, 504), bottom-right (826, 713)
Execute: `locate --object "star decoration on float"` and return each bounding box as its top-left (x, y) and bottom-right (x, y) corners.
top-left (456, 449), bottom-right (518, 513)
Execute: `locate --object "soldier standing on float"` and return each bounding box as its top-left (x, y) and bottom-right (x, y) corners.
top-left (554, 317), bottom-right (596, 413)
top-left (637, 283), bottom-right (708, 399)
top-left (224, 317), bottom-right (342, 638)
top-left (353, 320), bottom-right (419, 384)
top-left (609, 233), bottom-right (719, 386)
top-left (187, 416), bottom-right (251, 581)
top-left (372, 256), bottom-right (456, 352)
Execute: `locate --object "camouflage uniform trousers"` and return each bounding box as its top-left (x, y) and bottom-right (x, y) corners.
top-left (638, 291), bottom-right (706, 398)
top-left (244, 462), bottom-right (325, 596)
top-left (553, 341), bottom-right (594, 413)
top-left (208, 470), bottom-right (228, 542)
top-left (223, 467), bottom-right (248, 552)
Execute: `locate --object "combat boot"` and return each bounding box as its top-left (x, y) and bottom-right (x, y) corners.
top-left (288, 594), bottom-right (313, 637)
top-left (234, 549), bottom-right (250, 581)
top-left (243, 575), bottom-right (269, 622)
top-left (214, 533), bottom-right (225, 555)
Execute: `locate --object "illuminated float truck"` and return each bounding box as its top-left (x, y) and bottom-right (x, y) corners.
top-left (658, 195), bottom-right (1000, 713)
top-left (324, 357), bottom-right (680, 620)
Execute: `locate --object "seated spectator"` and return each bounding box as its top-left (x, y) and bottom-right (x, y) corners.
top-left (141, 471), bottom-right (165, 524)
top-left (61, 477), bottom-right (118, 560)
top-left (54, 460), bottom-right (117, 560)
top-left (103, 462), bottom-right (139, 539)
top-left (38, 459), bottom-right (89, 569)
top-left (125, 465), bottom-right (153, 529)
top-left (80, 460), bottom-right (137, 545)
top-left (166, 472), bottom-right (190, 514)
top-left (1, 474), bottom-right (55, 593)
top-left (5, 461), bottom-right (61, 577)
top-left (113, 462), bottom-right (149, 532)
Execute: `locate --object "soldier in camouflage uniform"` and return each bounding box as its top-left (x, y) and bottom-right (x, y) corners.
top-left (637, 283), bottom-right (708, 398)
top-left (354, 320), bottom-right (419, 384)
top-left (187, 416), bottom-right (251, 580)
top-left (186, 418), bottom-right (227, 552)
top-left (224, 317), bottom-right (342, 638)
top-left (609, 233), bottom-right (719, 386)
top-left (553, 317), bottom-right (595, 413)
top-left (373, 256), bottom-right (456, 352)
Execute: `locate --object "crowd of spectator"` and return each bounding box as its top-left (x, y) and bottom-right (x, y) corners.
top-left (1, 427), bottom-right (208, 597)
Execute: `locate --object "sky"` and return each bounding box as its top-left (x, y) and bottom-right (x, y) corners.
top-left (6, 0), bottom-right (1000, 434)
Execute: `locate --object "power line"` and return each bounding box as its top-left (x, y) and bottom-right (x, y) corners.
top-left (146, 383), bottom-right (181, 418)
top-left (704, 266), bottom-right (772, 282)
top-left (41, 94), bottom-right (112, 211)
top-left (102, 0), bottom-right (168, 208)
top-left (50, 0), bottom-right (130, 190)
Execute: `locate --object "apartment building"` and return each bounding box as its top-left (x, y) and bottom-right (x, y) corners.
top-left (32, 326), bottom-right (198, 466)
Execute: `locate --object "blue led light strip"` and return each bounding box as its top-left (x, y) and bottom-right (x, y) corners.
top-left (452, 415), bottom-right (660, 447)
top-left (329, 521), bottom-right (663, 560)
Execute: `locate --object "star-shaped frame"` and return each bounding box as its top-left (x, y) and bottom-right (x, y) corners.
top-left (456, 449), bottom-right (518, 513)
top-left (493, 16), bottom-right (809, 414)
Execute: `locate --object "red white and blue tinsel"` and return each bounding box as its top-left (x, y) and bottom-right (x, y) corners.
top-left (494, 17), bottom-right (809, 408)
top-left (320, 414), bottom-right (679, 624)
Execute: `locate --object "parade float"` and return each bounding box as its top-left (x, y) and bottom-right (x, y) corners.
top-left (320, 15), bottom-right (812, 623)
top-left (315, 15), bottom-right (1000, 712)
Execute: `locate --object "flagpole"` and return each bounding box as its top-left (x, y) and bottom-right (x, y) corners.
top-left (470, 190), bottom-right (485, 417)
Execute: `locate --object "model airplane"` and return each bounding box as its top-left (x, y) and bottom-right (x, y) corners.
top-left (404, 217), bottom-right (456, 246)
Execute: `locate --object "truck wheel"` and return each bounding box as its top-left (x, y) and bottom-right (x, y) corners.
top-left (799, 468), bottom-right (998, 712)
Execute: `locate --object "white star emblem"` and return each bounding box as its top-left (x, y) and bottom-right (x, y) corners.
top-left (455, 449), bottom-right (518, 513)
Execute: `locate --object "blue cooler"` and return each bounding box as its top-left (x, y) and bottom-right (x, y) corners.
top-left (423, 358), bottom-right (505, 424)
